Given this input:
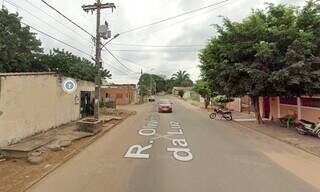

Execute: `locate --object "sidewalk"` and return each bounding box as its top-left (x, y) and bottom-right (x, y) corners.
top-left (0, 107), bottom-right (135, 192)
top-left (180, 97), bottom-right (320, 158)
top-left (233, 120), bottom-right (320, 157)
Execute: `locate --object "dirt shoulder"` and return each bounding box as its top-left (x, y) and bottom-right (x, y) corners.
top-left (0, 107), bottom-right (136, 192)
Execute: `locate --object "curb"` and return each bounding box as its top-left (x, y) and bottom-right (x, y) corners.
top-left (23, 114), bottom-right (133, 192)
top-left (178, 97), bottom-right (320, 159)
top-left (231, 120), bottom-right (320, 159)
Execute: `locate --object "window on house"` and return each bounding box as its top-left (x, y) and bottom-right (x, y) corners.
top-left (301, 98), bottom-right (320, 108)
top-left (280, 97), bottom-right (297, 105)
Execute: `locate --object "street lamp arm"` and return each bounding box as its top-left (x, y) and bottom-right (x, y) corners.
top-left (101, 33), bottom-right (120, 50)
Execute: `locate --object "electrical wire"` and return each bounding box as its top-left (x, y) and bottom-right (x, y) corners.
top-left (39, 0), bottom-right (137, 75)
top-left (101, 56), bottom-right (130, 75)
top-left (111, 54), bottom-right (152, 70)
top-left (5, 0), bottom-right (91, 48)
top-left (22, 0), bottom-right (90, 41)
top-left (21, 21), bottom-right (92, 57)
top-left (119, 0), bottom-right (229, 35)
top-left (40, 0), bottom-right (95, 38)
top-left (109, 49), bottom-right (199, 52)
top-left (110, 43), bottom-right (205, 48)
top-left (102, 48), bottom-right (136, 73)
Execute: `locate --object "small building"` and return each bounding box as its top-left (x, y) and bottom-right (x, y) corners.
top-left (100, 84), bottom-right (137, 105)
top-left (0, 72), bottom-right (94, 147)
top-left (172, 87), bottom-right (192, 97)
top-left (259, 96), bottom-right (320, 123)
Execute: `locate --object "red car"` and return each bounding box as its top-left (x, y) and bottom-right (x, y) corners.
top-left (158, 99), bottom-right (173, 113)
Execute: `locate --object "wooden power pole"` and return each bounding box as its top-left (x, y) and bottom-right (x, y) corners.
top-left (82, 1), bottom-right (115, 119)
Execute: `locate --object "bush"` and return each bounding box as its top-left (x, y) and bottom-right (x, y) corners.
top-left (178, 90), bottom-right (184, 98)
top-left (212, 95), bottom-right (234, 108)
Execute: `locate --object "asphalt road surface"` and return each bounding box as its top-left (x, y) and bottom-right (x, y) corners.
top-left (27, 97), bottom-right (320, 192)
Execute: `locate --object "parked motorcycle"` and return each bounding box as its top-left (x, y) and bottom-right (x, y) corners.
top-left (209, 108), bottom-right (232, 121)
top-left (294, 119), bottom-right (320, 138)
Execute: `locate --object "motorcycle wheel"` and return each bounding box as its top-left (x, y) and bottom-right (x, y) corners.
top-left (225, 114), bottom-right (233, 121)
top-left (297, 129), bottom-right (307, 135)
top-left (296, 126), bottom-right (307, 135)
top-left (209, 113), bottom-right (216, 119)
top-left (317, 132), bottom-right (320, 138)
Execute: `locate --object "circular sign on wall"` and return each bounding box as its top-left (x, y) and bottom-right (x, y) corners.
top-left (62, 78), bottom-right (77, 94)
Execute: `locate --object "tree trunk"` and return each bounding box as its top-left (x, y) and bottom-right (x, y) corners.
top-left (204, 97), bottom-right (210, 109)
top-left (251, 96), bottom-right (263, 124)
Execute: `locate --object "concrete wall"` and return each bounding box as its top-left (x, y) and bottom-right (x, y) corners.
top-left (226, 98), bottom-right (241, 112)
top-left (269, 97), bottom-right (279, 120)
top-left (301, 107), bottom-right (320, 122)
top-left (100, 85), bottom-right (137, 105)
top-left (261, 96), bottom-right (320, 123)
top-left (0, 73), bottom-right (94, 147)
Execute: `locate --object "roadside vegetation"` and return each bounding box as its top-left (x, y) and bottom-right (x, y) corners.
top-left (198, 0), bottom-right (320, 123)
top-left (138, 70), bottom-right (193, 98)
top-left (0, 8), bottom-right (111, 82)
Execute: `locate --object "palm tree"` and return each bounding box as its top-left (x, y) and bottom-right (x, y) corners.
top-left (172, 70), bottom-right (193, 87)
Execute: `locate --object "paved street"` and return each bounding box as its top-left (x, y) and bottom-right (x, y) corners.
top-left (27, 97), bottom-right (320, 192)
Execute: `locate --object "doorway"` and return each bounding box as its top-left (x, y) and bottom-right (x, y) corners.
top-left (80, 91), bottom-right (93, 118)
top-left (263, 97), bottom-right (270, 119)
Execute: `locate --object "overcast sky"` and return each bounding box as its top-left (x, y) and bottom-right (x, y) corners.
top-left (3, 0), bottom-right (305, 84)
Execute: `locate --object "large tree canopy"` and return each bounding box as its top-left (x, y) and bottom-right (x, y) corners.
top-left (0, 8), bottom-right (111, 82)
top-left (0, 9), bottom-right (42, 72)
top-left (199, 0), bottom-right (320, 123)
top-left (39, 49), bottom-right (112, 82)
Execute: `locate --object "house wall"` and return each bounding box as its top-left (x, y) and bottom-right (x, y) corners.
top-left (269, 97), bottom-right (279, 120)
top-left (226, 98), bottom-right (241, 112)
top-left (280, 105), bottom-right (298, 117)
top-left (301, 107), bottom-right (320, 122)
top-left (261, 96), bottom-right (320, 123)
top-left (0, 73), bottom-right (94, 147)
top-left (100, 85), bottom-right (137, 105)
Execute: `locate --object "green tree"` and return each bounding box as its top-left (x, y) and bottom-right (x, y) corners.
top-left (138, 84), bottom-right (149, 103)
top-left (138, 73), bottom-right (168, 94)
top-left (39, 49), bottom-right (111, 82)
top-left (212, 95), bottom-right (234, 109)
top-left (193, 80), bottom-right (215, 108)
top-left (172, 70), bottom-right (193, 87)
top-left (0, 8), bottom-right (43, 72)
top-left (199, 1), bottom-right (320, 123)
top-left (0, 8), bottom-right (112, 82)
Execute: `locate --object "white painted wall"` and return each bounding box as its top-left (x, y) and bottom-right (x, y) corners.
top-left (0, 73), bottom-right (94, 147)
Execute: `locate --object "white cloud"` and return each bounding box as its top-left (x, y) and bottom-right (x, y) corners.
top-left (3, 0), bottom-right (306, 84)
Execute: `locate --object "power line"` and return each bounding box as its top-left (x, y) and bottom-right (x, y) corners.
top-left (40, 0), bottom-right (95, 38)
top-left (22, 0), bottom-right (90, 41)
top-left (102, 48), bottom-right (136, 73)
top-left (112, 54), bottom-right (152, 70)
top-left (21, 21), bottom-right (92, 57)
top-left (110, 43), bottom-right (205, 48)
top-left (109, 49), bottom-right (200, 52)
top-left (38, 0), bottom-right (136, 81)
top-left (5, 0), bottom-right (91, 48)
top-left (101, 56), bottom-right (130, 75)
top-left (119, 0), bottom-right (229, 35)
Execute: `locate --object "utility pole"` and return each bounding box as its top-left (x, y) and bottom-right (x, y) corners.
top-left (150, 75), bottom-right (153, 95)
top-left (82, 1), bottom-right (115, 120)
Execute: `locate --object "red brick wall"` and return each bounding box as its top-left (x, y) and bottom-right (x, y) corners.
top-left (100, 85), bottom-right (136, 105)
